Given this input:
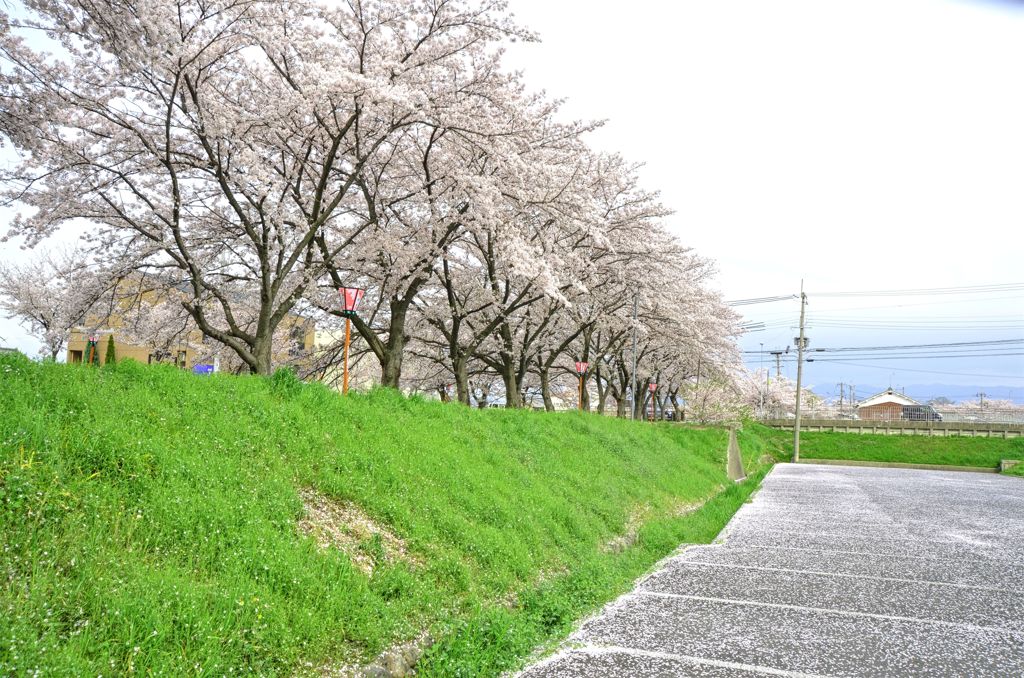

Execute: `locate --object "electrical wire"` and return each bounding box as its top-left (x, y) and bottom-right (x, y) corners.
top-left (743, 296), bottom-right (1024, 320)
top-left (743, 339), bottom-right (1024, 354)
top-left (807, 352), bottom-right (1024, 361)
top-left (810, 360), bottom-right (1024, 380)
top-left (813, 283), bottom-right (1024, 297)
top-left (726, 295), bottom-right (798, 306)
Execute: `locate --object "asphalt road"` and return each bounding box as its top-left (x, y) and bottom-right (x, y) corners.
top-left (519, 463), bottom-right (1024, 677)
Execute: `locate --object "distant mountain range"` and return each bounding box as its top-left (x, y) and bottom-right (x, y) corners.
top-left (812, 383), bottom-right (1024, 405)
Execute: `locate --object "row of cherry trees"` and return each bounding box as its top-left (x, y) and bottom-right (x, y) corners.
top-left (1, 0), bottom-right (742, 412)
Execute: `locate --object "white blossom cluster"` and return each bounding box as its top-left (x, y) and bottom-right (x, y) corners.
top-left (1, 0), bottom-right (745, 409)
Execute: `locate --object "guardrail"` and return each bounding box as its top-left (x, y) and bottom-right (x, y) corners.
top-left (761, 418), bottom-right (1024, 438)
top-left (761, 408), bottom-right (1024, 425)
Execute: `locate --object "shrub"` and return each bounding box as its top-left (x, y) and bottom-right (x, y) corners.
top-left (104, 335), bottom-right (117, 364)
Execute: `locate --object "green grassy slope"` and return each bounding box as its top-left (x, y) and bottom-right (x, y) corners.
top-left (0, 355), bottom-right (782, 676)
top-left (793, 431), bottom-right (1023, 469)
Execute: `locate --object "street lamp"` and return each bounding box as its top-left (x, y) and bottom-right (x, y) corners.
top-left (338, 287), bottom-right (365, 394)
top-left (648, 382), bottom-right (657, 422)
top-left (574, 361), bottom-right (589, 412)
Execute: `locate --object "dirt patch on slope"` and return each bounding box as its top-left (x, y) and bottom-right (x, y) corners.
top-left (602, 503), bottom-right (652, 554)
top-left (297, 487), bottom-right (415, 575)
top-left (312, 633), bottom-right (433, 678)
top-left (602, 487), bottom-right (724, 554)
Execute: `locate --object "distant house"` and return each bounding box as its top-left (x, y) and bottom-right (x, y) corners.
top-left (856, 388), bottom-right (920, 421)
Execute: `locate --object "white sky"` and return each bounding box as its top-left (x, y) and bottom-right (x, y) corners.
top-left (502, 0), bottom-right (1024, 399)
top-left (2, 0), bottom-right (1022, 400)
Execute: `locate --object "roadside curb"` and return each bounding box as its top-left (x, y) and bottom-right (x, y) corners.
top-left (795, 458), bottom-right (998, 474)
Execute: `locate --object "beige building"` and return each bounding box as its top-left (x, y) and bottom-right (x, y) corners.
top-left (66, 329), bottom-right (197, 367)
top-left (68, 320), bottom-right (316, 371)
top-left (66, 281), bottom-right (315, 370)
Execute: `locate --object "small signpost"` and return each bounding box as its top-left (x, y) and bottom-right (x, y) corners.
top-left (192, 364), bottom-right (214, 375)
top-left (648, 382), bottom-right (658, 422)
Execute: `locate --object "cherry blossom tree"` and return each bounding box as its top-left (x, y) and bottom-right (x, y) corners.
top-left (308, 76), bottom-right (579, 389)
top-left (2, 0), bottom-right (747, 397)
top-left (0, 0), bottom-right (530, 374)
top-left (0, 248), bottom-right (119, 358)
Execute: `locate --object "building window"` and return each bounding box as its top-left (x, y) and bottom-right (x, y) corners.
top-left (70, 350), bottom-right (83, 364)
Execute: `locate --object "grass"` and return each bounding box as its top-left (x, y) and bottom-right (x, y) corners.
top-left (791, 431), bottom-right (1024, 469)
top-left (0, 354), bottom-right (784, 676)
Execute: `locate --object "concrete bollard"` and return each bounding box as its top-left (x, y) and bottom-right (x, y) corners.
top-left (727, 426), bottom-right (746, 482)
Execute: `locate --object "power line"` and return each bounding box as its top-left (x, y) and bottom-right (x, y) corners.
top-left (806, 320), bottom-right (1023, 327)
top-left (813, 282), bottom-right (1024, 297)
top-left (804, 324), bottom-right (1022, 332)
top-left (800, 320), bottom-right (1024, 329)
top-left (808, 352), bottom-right (1024, 362)
top-left (812, 360), bottom-right (1024, 380)
top-left (745, 297), bottom-right (1024, 317)
top-left (727, 295), bottom-right (798, 306)
top-left (743, 339), bottom-right (1024, 354)
top-left (731, 284), bottom-right (1024, 306)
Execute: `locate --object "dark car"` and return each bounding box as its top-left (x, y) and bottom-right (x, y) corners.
top-left (902, 405), bottom-right (942, 421)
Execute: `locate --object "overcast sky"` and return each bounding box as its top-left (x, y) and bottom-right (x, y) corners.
top-left (501, 0), bottom-right (1024, 400)
top-left (2, 0), bottom-right (1022, 401)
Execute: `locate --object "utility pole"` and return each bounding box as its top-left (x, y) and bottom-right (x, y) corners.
top-left (977, 392), bottom-right (987, 409)
top-left (770, 351), bottom-right (784, 377)
top-left (837, 383), bottom-right (845, 410)
top-left (793, 281), bottom-right (807, 463)
top-left (630, 293), bottom-right (638, 421)
top-left (759, 342), bottom-right (765, 417)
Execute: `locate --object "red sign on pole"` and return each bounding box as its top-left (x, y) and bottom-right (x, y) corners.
top-left (574, 361), bottom-right (589, 375)
top-left (648, 383), bottom-right (657, 393)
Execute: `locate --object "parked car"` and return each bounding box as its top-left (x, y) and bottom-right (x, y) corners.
top-left (902, 405), bottom-right (942, 421)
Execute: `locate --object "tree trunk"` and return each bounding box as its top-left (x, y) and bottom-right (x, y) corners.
top-left (453, 355), bottom-right (470, 405)
top-left (501, 363), bottom-right (522, 408)
top-left (670, 393), bottom-right (682, 420)
top-left (249, 332), bottom-right (274, 375)
top-left (495, 319), bottom-right (522, 408)
top-left (378, 298), bottom-right (411, 389)
top-left (594, 366), bottom-right (607, 414)
top-left (381, 351), bottom-right (402, 389)
top-left (539, 366), bottom-right (555, 411)
top-left (475, 382), bottom-right (490, 408)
